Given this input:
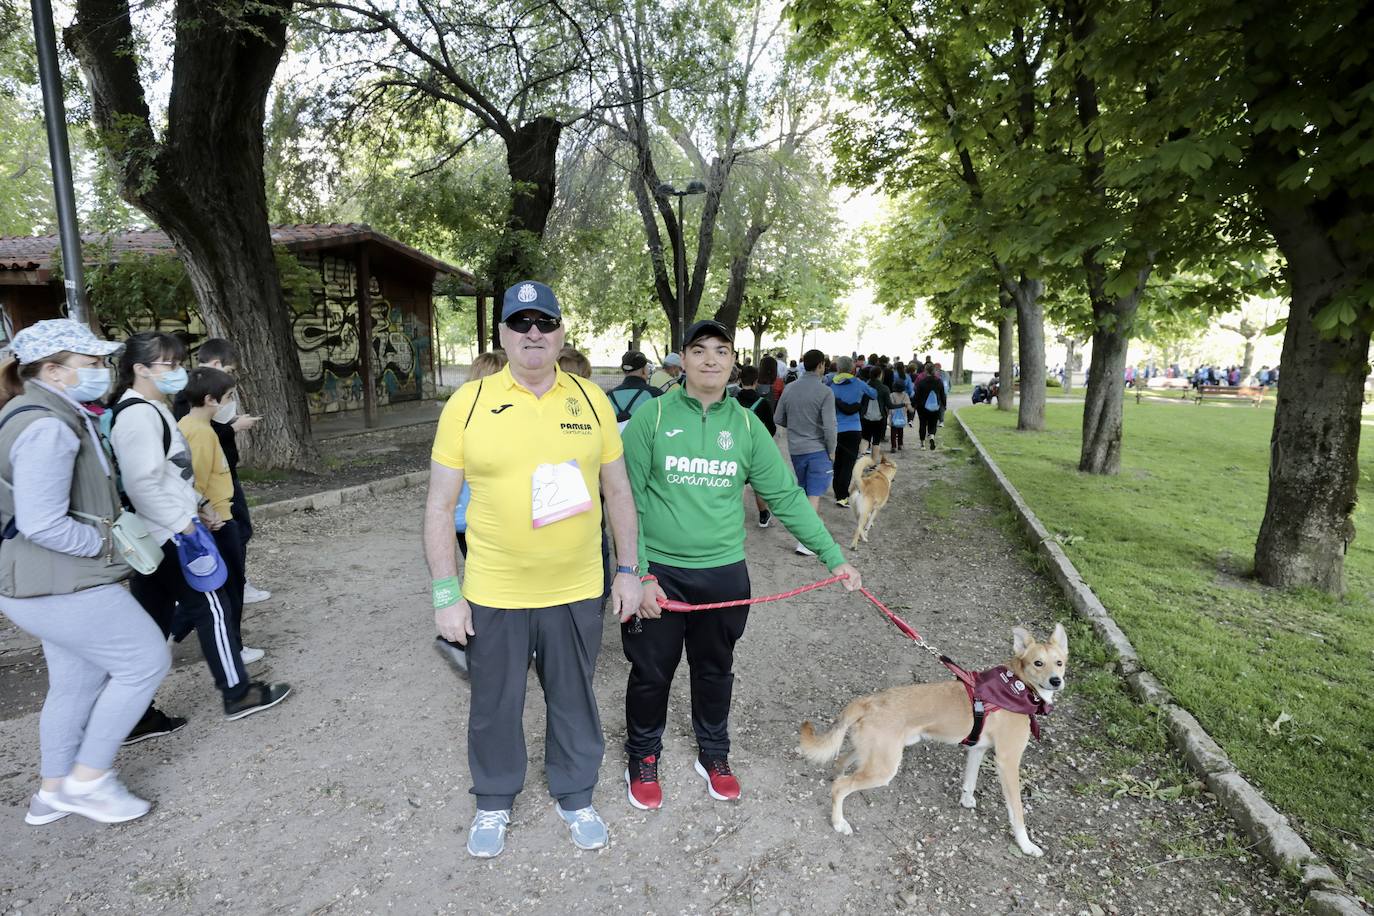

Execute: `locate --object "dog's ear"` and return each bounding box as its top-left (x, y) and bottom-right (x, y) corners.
top-left (1013, 626), bottom-right (1033, 655)
top-left (1051, 622), bottom-right (1068, 654)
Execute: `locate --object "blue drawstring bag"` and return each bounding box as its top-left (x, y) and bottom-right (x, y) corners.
top-left (453, 483), bottom-right (472, 533)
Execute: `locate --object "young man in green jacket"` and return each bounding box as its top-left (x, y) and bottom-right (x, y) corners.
top-left (619, 319), bottom-right (863, 809)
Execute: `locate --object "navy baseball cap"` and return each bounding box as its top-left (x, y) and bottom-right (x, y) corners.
top-left (501, 280), bottom-right (561, 321)
top-left (684, 319), bottom-right (733, 346)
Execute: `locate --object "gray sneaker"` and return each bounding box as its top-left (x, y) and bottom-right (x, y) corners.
top-left (555, 803), bottom-right (608, 850)
top-left (467, 809), bottom-right (510, 858)
top-left (50, 772), bottom-right (151, 823)
top-left (25, 792), bottom-right (70, 825)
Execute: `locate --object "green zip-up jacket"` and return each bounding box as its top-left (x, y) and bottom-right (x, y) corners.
top-left (623, 386), bottom-right (845, 571)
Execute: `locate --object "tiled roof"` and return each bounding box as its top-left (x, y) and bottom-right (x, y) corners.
top-left (0, 224), bottom-right (473, 282)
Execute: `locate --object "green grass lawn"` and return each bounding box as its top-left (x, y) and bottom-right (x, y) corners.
top-left (958, 401), bottom-right (1374, 884)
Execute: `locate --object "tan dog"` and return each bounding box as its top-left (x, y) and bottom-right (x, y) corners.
top-left (798, 624), bottom-right (1068, 856)
top-left (848, 448), bottom-right (897, 549)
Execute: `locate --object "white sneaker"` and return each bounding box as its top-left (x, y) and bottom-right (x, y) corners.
top-left (243, 582), bottom-right (272, 604)
top-left (241, 646), bottom-right (266, 665)
top-left (50, 772), bottom-right (152, 823)
top-left (25, 790), bottom-right (70, 825)
top-left (794, 542), bottom-right (816, 557)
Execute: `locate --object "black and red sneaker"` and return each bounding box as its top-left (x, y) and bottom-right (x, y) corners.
top-left (625, 754), bottom-right (663, 810)
top-left (695, 753), bottom-right (741, 801)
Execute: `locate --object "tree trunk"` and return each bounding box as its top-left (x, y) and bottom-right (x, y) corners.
top-left (487, 116), bottom-right (562, 349)
top-left (68, 0), bottom-right (317, 470)
top-left (1253, 200), bottom-right (1371, 593)
top-left (713, 221), bottom-right (768, 336)
top-left (629, 320), bottom-right (648, 353)
top-left (1079, 303), bottom-right (1134, 474)
top-left (951, 340), bottom-right (965, 386)
top-left (1240, 339), bottom-right (1255, 381)
top-left (1062, 338), bottom-right (1076, 392)
top-left (751, 325), bottom-right (764, 365)
top-left (1010, 275), bottom-right (1046, 431)
top-left (997, 297), bottom-right (1016, 413)
top-left (1078, 267), bottom-right (1151, 475)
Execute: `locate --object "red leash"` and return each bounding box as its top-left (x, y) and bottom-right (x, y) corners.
top-left (655, 574), bottom-right (941, 658)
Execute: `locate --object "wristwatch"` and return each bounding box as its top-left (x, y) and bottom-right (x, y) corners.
top-left (615, 564), bottom-right (640, 576)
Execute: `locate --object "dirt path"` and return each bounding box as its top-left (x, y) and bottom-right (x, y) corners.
top-left (0, 431), bottom-right (1300, 914)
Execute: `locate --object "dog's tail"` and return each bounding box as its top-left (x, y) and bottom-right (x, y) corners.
top-left (798, 699), bottom-right (866, 764)
top-left (849, 453), bottom-right (875, 493)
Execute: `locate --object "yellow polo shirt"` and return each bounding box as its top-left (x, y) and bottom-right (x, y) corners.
top-left (431, 365), bottom-right (622, 609)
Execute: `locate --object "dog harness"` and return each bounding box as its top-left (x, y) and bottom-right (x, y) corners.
top-left (940, 658), bottom-right (1052, 746)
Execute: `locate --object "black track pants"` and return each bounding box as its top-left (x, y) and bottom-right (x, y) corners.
top-left (622, 560), bottom-right (750, 759)
top-left (833, 431), bottom-right (863, 500)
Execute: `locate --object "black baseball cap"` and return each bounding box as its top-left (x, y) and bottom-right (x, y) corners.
top-left (684, 319), bottom-right (733, 346)
top-left (620, 350), bottom-right (649, 372)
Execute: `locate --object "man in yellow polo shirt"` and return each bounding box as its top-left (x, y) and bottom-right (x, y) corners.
top-left (423, 280), bottom-right (641, 859)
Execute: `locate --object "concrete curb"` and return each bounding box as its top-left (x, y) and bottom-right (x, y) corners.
top-left (251, 470), bottom-right (429, 521)
top-left (953, 410), bottom-right (1370, 916)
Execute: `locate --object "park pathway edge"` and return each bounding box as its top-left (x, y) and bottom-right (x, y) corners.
top-left (252, 469), bottom-right (429, 520)
top-left (953, 409), bottom-right (1370, 916)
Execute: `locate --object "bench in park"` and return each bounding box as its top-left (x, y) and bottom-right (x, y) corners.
top-left (1195, 384), bottom-right (1265, 406)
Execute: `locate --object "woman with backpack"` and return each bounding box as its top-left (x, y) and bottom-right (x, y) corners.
top-left (914, 360), bottom-right (948, 449)
top-left (887, 374), bottom-right (911, 451)
top-left (859, 366), bottom-right (890, 452)
top-left (0, 319), bottom-right (170, 825)
top-left (107, 332), bottom-right (290, 723)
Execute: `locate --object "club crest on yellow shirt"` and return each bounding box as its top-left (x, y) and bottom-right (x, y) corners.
top-left (565, 397), bottom-right (582, 417)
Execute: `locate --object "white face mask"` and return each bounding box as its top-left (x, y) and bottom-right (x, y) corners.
top-left (213, 396), bottom-right (238, 425)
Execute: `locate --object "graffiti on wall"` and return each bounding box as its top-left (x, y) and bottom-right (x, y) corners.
top-left (292, 253), bottom-right (426, 413)
top-left (90, 251), bottom-right (430, 416)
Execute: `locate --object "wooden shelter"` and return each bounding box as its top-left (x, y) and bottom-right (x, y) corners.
top-left (0, 224), bottom-right (488, 425)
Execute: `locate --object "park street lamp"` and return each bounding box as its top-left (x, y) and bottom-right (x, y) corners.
top-left (656, 180), bottom-right (707, 350)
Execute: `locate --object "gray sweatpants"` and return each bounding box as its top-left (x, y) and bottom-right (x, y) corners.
top-left (466, 596), bottom-right (604, 810)
top-left (0, 584), bottom-right (170, 778)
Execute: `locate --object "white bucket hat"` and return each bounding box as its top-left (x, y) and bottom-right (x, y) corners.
top-left (10, 319), bottom-right (122, 364)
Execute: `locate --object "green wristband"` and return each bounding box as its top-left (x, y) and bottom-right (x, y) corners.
top-left (432, 576), bottom-right (462, 609)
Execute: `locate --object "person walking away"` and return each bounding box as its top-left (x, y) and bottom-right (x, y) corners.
top-left (649, 353), bottom-right (683, 393)
top-left (108, 332), bottom-right (290, 723)
top-left (176, 367), bottom-right (254, 664)
top-left (914, 361), bottom-right (947, 449)
top-left (887, 379), bottom-right (910, 451)
top-left (859, 366), bottom-right (890, 453)
top-left (757, 356), bottom-right (784, 410)
top-left (826, 356), bottom-right (875, 507)
top-left (425, 280), bottom-right (642, 858)
top-left (620, 320), bottom-right (863, 810)
top-left (608, 351), bottom-right (661, 431)
top-left (774, 349), bottom-right (837, 556)
top-left (0, 320), bottom-right (170, 824)
top-left (733, 365), bottom-right (778, 528)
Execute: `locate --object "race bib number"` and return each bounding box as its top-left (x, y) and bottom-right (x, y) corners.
top-left (532, 460), bottom-right (593, 528)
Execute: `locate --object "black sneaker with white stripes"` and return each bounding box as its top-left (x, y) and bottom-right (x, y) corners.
top-left (224, 681), bottom-right (292, 721)
top-left (122, 705), bottom-right (187, 746)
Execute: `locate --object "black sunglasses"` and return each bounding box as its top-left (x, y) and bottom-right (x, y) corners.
top-left (504, 314), bottom-right (561, 334)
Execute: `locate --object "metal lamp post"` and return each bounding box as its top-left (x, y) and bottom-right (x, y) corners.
top-left (656, 180), bottom-right (707, 350)
top-left (31, 0), bottom-right (88, 322)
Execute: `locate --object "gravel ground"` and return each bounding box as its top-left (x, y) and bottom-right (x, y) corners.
top-left (0, 434), bottom-right (1302, 914)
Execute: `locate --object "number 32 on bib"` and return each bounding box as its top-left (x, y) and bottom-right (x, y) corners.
top-left (531, 460), bottom-right (593, 528)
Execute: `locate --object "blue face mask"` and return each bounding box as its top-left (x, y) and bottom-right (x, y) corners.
top-left (154, 366), bottom-right (189, 395)
top-left (64, 366), bottom-right (113, 403)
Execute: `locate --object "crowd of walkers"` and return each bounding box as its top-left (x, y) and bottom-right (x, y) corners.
top-left (0, 320), bottom-right (290, 828)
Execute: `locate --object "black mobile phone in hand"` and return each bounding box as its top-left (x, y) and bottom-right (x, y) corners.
top-left (433, 635), bottom-right (469, 677)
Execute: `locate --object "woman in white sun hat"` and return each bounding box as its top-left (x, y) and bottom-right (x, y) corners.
top-left (0, 319), bottom-right (170, 826)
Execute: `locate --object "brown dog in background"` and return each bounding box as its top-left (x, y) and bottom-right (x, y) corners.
top-left (798, 624), bottom-right (1068, 856)
top-left (848, 448), bottom-right (897, 549)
